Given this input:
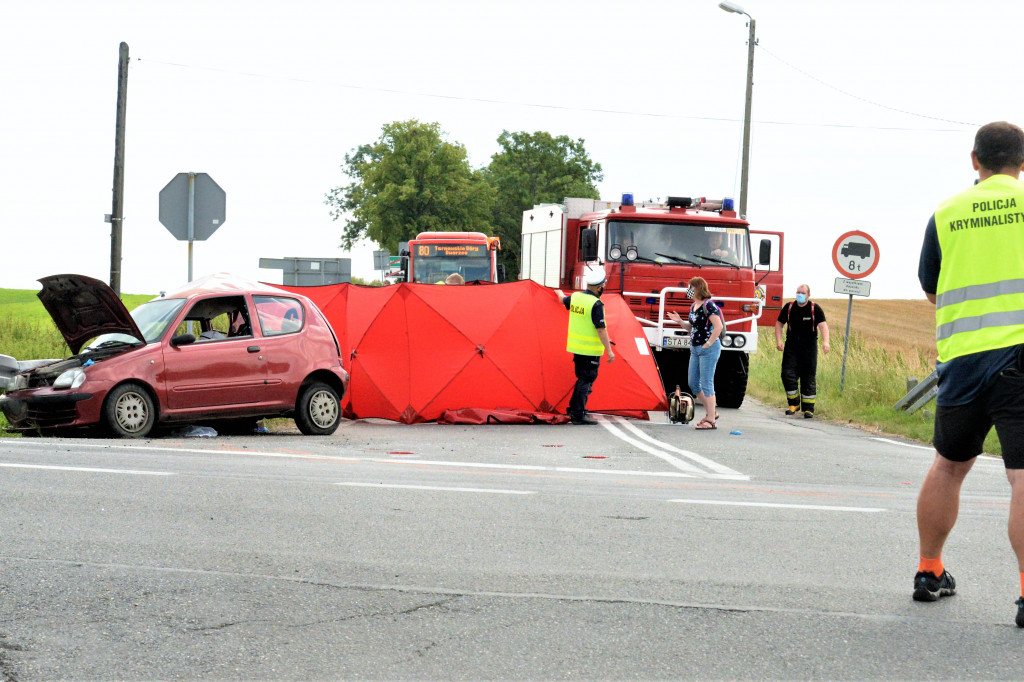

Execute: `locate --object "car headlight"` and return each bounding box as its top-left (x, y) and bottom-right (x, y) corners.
top-left (10, 374), bottom-right (28, 391)
top-left (732, 335), bottom-right (746, 348)
top-left (53, 368), bottom-right (86, 390)
top-left (721, 335), bottom-right (733, 347)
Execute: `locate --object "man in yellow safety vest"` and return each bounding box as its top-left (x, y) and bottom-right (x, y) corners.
top-left (560, 267), bottom-right (615, 425)
top-left (914, 121), bottom-right (1024, 627)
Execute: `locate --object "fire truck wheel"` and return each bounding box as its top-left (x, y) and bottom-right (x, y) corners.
top-left (714, 352), bottom-right (749, 409)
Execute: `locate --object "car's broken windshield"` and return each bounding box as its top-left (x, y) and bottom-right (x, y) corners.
top-left (130, 298), bottom-right (187, 343)
top-left (82, 334), bottom-right (143, 351)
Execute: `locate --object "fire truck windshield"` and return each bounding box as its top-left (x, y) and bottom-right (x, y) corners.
top-left (607, 221), bottom-right (751, 268)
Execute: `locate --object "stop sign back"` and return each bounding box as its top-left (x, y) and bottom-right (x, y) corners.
top-left (159, 172), bottom-right (226, 241)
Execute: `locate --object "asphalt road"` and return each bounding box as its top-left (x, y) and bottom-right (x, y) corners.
top-left (1, 400), bottom-right (1022, 680)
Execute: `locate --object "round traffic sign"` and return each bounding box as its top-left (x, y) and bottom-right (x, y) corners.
top-left (832, 230), bottom-right (879, 280)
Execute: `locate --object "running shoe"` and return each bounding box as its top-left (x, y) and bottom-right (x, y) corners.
top-left (1015, 597), bottom-right (1024, 627)
top-left (912, 570), bottom-right (956, 602)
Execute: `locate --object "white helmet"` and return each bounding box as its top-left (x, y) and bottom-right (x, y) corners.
top-left (584, 268), bottom-right (607, 287)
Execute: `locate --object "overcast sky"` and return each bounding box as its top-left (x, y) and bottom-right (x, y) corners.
top-left (3, 0), bottom-right (1022, 299)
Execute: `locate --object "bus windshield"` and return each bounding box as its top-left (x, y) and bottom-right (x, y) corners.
top-left (411, 242), bottom-right (493, 283)
top-left (607, 221), bottom-right (752, 268)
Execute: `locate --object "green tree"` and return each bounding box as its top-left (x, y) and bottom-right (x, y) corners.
top-left (325, 120), bottom-right (494, 253)
top-left (482, 131), bottom-right (603, 279)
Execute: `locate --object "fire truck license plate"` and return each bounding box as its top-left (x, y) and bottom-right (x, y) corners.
top-left (663, 336), bottom-right (690, 349)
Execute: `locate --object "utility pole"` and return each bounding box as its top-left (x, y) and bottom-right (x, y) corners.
top-left (739, 15), bottom-right (755, 219)
top-left (108, 42), bottom-right (129, 296)
top-left (718, 2), bottom-right (756, 219)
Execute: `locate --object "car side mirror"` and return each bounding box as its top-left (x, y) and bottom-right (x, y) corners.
top-left (579, 228), bottom-right (598, 262)
top-left (758, 239), bottom-right (772, 266)
top-left (170, 333), bottom-right (196, 347)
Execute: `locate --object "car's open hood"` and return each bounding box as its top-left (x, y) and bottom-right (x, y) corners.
top-left (37, 274), bottom-right (145, 354)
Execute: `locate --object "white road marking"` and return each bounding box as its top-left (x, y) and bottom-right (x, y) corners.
top-left (670, 499), bottom-right (885, 512)
top-left (0, 441), bottom-right (706, 479)
top-left (871, 438), bottom-right (933, 451)
top-left (336, 482), bottom-right (535, 495)
top-left (598, 415), bottom-right (748, 479)
top-left (0, 462), bottom-right (174, 476)
top-left (870, 437), bottom-right (1004, 465)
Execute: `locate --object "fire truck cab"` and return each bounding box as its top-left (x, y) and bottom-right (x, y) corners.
top-left (521, 195), bottom-right (784, 408)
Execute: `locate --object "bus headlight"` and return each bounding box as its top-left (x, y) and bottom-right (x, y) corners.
top-left (721, 335), bottom-right (733, 347)
top-left (732, 335), bottom-right (746, 348)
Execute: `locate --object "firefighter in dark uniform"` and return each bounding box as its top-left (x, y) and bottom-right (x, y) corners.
top-left (775, 284), bottom-right (830, 417)
top-left (559, 268), bottom-right (615, 424)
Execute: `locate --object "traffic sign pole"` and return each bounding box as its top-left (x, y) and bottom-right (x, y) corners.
top-left (840, 294), bottom-right (853, 395)
top-left (187, 173), bottom-right (196, 281)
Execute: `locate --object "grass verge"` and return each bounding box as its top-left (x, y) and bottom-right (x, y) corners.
top-left (747, 327), bottom-right (1000, 456)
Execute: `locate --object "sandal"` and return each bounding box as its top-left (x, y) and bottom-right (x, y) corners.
top-left (695, 418), bottom-right (717, 430)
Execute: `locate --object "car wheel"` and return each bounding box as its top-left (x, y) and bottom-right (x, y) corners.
top-left (104, 382), bottom-right (155, 438)
top-left (295, 382), bottom-right (340, 435)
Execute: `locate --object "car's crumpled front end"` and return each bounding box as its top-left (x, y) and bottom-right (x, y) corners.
top-left (0, 346), bottom-right (137, 433)
top-left (1, 355), bottom-right (98, 433)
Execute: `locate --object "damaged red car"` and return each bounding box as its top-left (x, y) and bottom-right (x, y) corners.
top-left (0, 273), bottom-right (349, 438)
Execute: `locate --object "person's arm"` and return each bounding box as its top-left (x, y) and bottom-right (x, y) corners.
top-left (775, 321), bottom-right (785, 351)
top-left (919, 215), bottom-right (940, 306)
top-left (597, 327), bottom-right (615, 362)
top-left (667, 310), bottom-right (691, 330)
top-left (818, 321), bottom-right (830, 354)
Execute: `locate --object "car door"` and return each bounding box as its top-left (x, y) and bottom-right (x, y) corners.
top-left (751, 230), bottom-right (785, 326)
top-left (163, 295), bottom-right (265, 410)
top-left (251, 295), bottom-right (310, 407)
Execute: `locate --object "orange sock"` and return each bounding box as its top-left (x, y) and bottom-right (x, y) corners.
top-left (918, 555), bottom-right (944, 576)
top-left (1019, 572), bottom-right (1024, 598)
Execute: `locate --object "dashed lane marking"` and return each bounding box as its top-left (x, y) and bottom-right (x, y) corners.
top-left (336, 482), bottom-right (535, 495)
top-left (670, 499), bottom-right (885, 512)
top-left (0, 462), bottom-right (175, 476)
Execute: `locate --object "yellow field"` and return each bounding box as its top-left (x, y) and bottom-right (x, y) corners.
top-left (813, 298), bottom-right (937, 364)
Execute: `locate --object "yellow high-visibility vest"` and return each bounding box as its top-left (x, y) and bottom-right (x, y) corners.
top-left (934, 174), bottom-right (1024, 362)
top-left (566, 292), bottom-right (605, 356)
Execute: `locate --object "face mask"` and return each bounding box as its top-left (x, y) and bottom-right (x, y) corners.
top-left (795, 293), bottom-right (807, 304)
top-left (685, 288), bottom-right (694, 299)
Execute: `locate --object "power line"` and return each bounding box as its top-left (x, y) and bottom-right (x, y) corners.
top-left (135, 56), bottom-right (971, 133)
top-left (756, 44), bottom-right (980, 128)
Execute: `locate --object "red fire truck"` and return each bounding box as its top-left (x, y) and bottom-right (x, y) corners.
top-left (400, 232), bottom-right (503, 284)
top-left (520, 195), bottom-right (783, 407)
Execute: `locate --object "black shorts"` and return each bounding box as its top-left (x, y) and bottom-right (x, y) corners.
top-left (934, 368), bottom-right (1024, 468)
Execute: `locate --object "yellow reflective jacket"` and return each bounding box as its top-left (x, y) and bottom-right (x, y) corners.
top-left (566, 291), bottom-right (605, 356)
top-left (934, 174), bottom-right (1024, 362)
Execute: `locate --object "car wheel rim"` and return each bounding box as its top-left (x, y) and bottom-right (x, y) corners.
top-left (116, 392), bottom-right (149, 433)
top-left (308, 390), bottom-right (338, 429)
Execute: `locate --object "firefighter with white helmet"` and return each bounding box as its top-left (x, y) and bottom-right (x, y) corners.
top-left (559, 266), bottom-right (615, 424)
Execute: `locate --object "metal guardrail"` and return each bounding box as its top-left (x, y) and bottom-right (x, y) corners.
top-left (622, 288), bottom-right (764, 336)
top-left (893, 370), bottom-right (938, 414)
